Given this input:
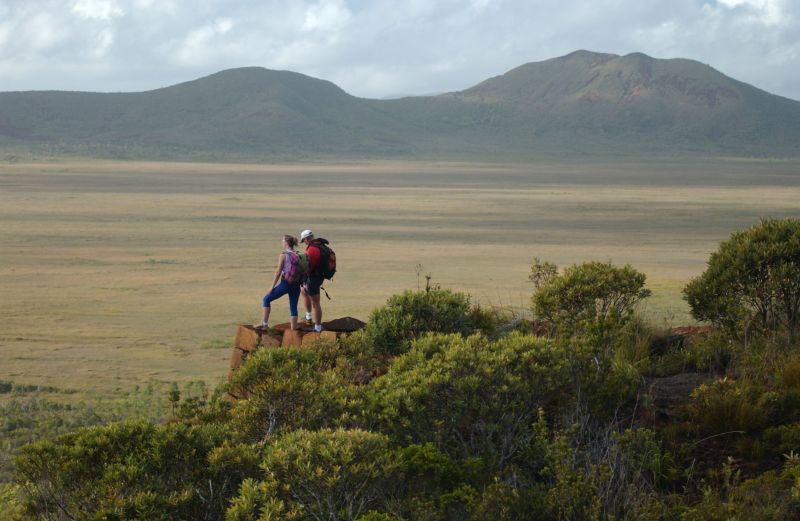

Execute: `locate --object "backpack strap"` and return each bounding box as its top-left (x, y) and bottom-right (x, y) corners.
top-left (320, 286), bottom-right (332, 300)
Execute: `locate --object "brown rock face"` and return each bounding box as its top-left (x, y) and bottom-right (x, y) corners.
top-left (224, 318), bottom-right (366, 398)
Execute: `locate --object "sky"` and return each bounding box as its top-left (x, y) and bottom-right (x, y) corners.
top-left (1, 0), bottom-right (799, 101)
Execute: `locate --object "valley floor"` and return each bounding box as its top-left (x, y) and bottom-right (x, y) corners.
top-left (1, 157), bottom-right (799, 398)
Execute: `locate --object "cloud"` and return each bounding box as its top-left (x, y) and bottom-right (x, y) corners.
top-left (173, 18), bottom-right (236, 66)
top-left (72, 0), bottom-right (125, 20)
top-left (0, 0), bottom-right (798, 101)
top-left (302, 0), bottom-right (351, 32)
top-left (712, 0), bottom-right (786, 26)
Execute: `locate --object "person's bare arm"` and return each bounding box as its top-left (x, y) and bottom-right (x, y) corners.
top-left (270, 253), bottom-right (284, 289)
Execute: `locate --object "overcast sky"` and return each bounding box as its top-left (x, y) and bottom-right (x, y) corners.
top-left (1, 0), bottom-right (799, 101)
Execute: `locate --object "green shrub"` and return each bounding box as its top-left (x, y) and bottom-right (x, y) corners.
top-left (532, 261), bottom-right (651, 333)
top-left (0, 483), bottom-right (22, 521)
top-left (471, 482), bottom-right (550, 521)
top-left (761, 423), bottom-right (800, 458)
top-left (689, 378), bottom-right (768, 435)
top-left (676, 457), bottom-right (800, 520)
top-left (14, 420), bottom-right (256, 521)
top-left (557, 327), bottom-right (642, 421)
top-left (355, 512), bottom-right (399, 521)
top-left (322, 330), bottom-right (383, 384)
top-left (528, 257), bottom-right (558, 291)
top-left (614, 314), bottom-right (662, 374)
top-left (226, 348), bottom-right (358, 440)
top-left (684, 217), bottom-right (800, 345)
top-left (391, 443), bottom-right (506, 521)
top-left (366, 332), bottom-right (568, 472)
top-left (365, 289), bottom-right (495, 358)
top-left (226, 429), bottom-right (395, 521)
top-left (755, 387), bottom-right (800, 428)
top-left (779, 353), bottom-right (800, 389)
top-left (542, 428), bottom-right (670, 521)
top-left (691, 332), bottom-right (736, 374)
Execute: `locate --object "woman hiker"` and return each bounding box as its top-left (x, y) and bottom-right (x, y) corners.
top-left (255, 234), bottom-right (302, 331)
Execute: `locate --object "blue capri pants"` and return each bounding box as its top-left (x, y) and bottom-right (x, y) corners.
top-left (262, 279), bottom-right (301, 317)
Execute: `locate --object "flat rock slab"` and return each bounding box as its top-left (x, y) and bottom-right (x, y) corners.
top-left (226, 317), bottom-right (366, 387)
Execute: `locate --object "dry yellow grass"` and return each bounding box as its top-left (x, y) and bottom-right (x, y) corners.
top-left (1, 158), bottom-right (799, 397)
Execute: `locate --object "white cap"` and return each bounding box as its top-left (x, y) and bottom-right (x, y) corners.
top-left (300, 229), bottom-right (313, 241)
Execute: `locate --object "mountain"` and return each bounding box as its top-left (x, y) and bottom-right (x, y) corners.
top-left (2, 51), bottom-right (799, 161)
top-left (0, 68), bottom-right (428, 160)
top-left (377, 50), bottom-right (800, 157)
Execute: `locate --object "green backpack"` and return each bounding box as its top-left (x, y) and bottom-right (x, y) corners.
top-left (296, 252), bottom-right (310, 284)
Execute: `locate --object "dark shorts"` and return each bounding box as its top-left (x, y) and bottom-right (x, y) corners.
top-left (305, 274), bottom-right (324, 297)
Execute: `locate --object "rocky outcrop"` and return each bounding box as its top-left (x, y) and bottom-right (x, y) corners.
top-left (225, 317), bottom-right (366, 399)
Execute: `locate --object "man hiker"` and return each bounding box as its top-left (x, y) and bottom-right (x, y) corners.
top-left (300, 229), bottom-right (325, 332)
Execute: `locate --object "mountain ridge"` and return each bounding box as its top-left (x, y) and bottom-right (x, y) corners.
top-left (2, 50), bottom-right (799, 161)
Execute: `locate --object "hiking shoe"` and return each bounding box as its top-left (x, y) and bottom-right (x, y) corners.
top-left (253, 321), bottom-right (268, 330)
top-left (313, 324), bottom-right (323, 333)
top-left (304, 312), bottom-right (313, 321)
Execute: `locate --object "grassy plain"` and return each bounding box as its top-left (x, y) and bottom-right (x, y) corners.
top-left (1, 158), bottom-right (799, 399)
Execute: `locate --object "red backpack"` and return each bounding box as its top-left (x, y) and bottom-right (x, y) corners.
top-left (310, 238), bottom-right (336, 280)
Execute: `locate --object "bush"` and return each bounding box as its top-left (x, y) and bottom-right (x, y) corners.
top-left (684, 218), bottom-right (800, 345)
top-left (567, 334), bottom-right (642, 420)
top-left (761, 423), bottom-right (800, 458)
top-left (0, 483), bottom-right (22, 520)
top-left (649, 331), bottom-right (736, 377)
top-left (778, 353), bottom-right (800, 389)
top-left (688, 378), bottom-right (768, 435)
top-left (470, 482), bottom-right (550, 521)
top-left (365, 289), bottom-right (495, 358)
top-left (542, 428), bottom-right (670, 521)
top-left (14, 420), bottom-right (257, 521)
top-left (226, 348), bottom-right (358, 440)
top-left (675, 457), bottom-right (800, 520)
top-left (323, 330), bottom-right (384, 384)
top-left (532, 261), bottom-right (651, 333)
top-left (366, 332), bottom-right (569, 472)
top-left (226, 429), bottom-right (395, 521)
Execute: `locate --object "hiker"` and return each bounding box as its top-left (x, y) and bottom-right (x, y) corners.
top-left (299, 229), bottom-right (336, 333)
top-left (255, 234), bottom-right (302, 331)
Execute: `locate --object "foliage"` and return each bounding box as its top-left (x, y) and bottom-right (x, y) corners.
top-left (542, 428), bottom-right (670, 521)
top-left (761, 424), bottom-right (800, 458)
top-left (365, 288), bottom-right (495, 358)
top-left (14, 420), bottom-right (258, 521)
top-left (385, 443), bottom-right (472, 520)
top-left (688, 377), bottom-right (771, 435)
top-left (528, 257), bottom-right (558, 291)
top-left (532, 260), bottom-right (651, 333)
top-left (366, 332), bottom-right (568, 471)
top-left (674, 456), bottom-right (800, 520)
top-left (226, 348), bottom-right (359, 440)
top-left (316, 332), bottom-right (384, 385)
top-left (0, 382), bottom-right (178, 483)
top-left (566, 334), bottom-right (642, 422)
top-left (684, 217), bottom-right (800, 344)
top-left (469, 482), bottom-right (550, 521)
top-left (226, 428), bottom-right (395, 521)
top-left (0, 482), bottom-right (22, 520)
